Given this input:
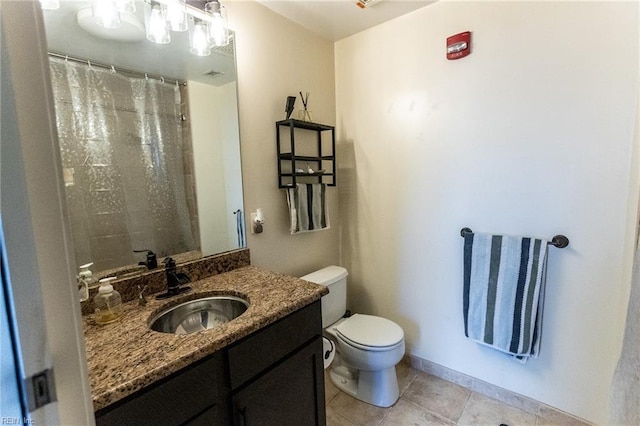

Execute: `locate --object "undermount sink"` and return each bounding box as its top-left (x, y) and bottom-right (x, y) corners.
top-left (149, 295), bottom-right (249, 335)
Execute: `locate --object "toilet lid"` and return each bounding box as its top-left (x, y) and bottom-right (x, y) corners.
top-left (336, 314), bottom-right (404, 348)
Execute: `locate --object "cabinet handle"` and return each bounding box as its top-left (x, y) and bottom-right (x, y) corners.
top-left (237, 407), bottom-right (247, 426)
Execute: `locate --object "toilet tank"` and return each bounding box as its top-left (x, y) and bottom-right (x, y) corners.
top-left (301, 266), bottom-right (348, 328)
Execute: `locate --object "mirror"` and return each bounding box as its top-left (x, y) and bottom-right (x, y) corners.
top-left (42, 1), bottom-right (245, 276)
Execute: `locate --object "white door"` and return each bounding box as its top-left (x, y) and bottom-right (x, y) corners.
top-left (1, 1), bottom-right (94, 424)
top-left (0, 237), bottom-right (25, 423)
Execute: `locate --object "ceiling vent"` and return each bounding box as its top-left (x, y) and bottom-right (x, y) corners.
top-left (203, 70), bottom-right (224, 78)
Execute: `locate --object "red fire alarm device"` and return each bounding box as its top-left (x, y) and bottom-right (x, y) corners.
top-left (447, 31), bottom-right (471, 60)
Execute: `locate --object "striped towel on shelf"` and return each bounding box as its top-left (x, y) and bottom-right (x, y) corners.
top-left (286, 183), bottom-right (330, 234)
top-left (462, 231), bottom-right (548, 362)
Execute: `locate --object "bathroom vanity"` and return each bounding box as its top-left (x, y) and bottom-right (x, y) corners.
top-left (84, 265), bottom-right (328, 425)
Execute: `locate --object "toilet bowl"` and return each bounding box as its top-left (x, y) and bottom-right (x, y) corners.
top-left (301, 266), bottom-right (405, 408)
top-left (325, 314), bottom-right (405, 407)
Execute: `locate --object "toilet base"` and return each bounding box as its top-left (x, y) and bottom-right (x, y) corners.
top-left (330, 365), bottom-right (400, 408)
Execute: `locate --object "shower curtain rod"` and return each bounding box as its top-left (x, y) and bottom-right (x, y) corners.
top-left (47, 52), bottom-right (186, 86)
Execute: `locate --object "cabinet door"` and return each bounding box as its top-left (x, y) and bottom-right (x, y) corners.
top-left (183, 403), bottom-right (229, 425)
top-left (96, 352), bottom-right (227, 426)
top-left (229, 301), bottom-right (321, 390)
top-left (232, 337), bottom-right (325, 426)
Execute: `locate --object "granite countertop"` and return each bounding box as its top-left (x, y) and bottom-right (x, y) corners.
top-left (84, 265), bottom-right (328, 411)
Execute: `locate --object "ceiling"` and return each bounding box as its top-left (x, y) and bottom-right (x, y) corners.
top-left (256, 0), bottom-right (434, 41)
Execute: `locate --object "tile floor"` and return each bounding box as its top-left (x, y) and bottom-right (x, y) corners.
top-left (325, 360), bottom-right (590, 426)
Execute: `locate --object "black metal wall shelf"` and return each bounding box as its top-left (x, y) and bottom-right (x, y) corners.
top-left (276, 119), bottom-right (336, 188)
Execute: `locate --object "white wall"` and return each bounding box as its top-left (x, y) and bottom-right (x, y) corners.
top-left (226, 2), bottom-right (339, 276)
top-left (189, 80), bottom-right (241, 254)
top-left (219, 82), bottom-right (244, 248)
top-left (335, 1), bottom-right (639, 423)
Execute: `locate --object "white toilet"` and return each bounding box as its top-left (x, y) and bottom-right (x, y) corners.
top-left (301, 266), bottom-right (405, 408)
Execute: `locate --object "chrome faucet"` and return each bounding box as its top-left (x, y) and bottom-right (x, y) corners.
top-left (156, 257), bottom-right (191, 300)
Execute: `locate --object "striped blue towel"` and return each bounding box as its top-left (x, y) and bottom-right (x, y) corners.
top-left (463, 232), bottom-right (548, 362)
top-left (286, 183), bottom-right (330, 234)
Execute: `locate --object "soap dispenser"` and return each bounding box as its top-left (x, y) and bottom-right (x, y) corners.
top-left (94, 277), bottom-right (123, 325)
top-left (78, 262), bottom-right (94, 302)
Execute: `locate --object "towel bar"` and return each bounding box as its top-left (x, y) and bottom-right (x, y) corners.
top-left (460, 227), bottom-right (569, 248)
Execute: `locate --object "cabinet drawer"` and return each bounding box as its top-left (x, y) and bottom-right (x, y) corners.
top-left (96, 351), bottom-right (226, 426)
top-left (228, 300), bottom-right (322, 390)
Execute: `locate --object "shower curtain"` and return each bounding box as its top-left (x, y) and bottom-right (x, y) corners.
top-left (609, 238), bottom-right (640, 425)
top-left (49, 57), bottom-right (197, 272)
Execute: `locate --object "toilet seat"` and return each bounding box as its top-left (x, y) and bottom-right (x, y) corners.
top-left (335, 314), bottom-right (404, 352)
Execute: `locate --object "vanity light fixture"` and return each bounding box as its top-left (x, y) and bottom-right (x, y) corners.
top-left (189, 18), bottom-right (211, 56)
top-left (44, 0), bottom-right (230, 57)
top-left (157, 0), bottom-right (232, 53)
top-left (145, 1), bottom-right (171, 44)
top-left (116, 0), bottom-right (137, 14)
top-left (150, 0), bottom-right (231, 52)
top-left (162, 0), bottom-right (188, 32)
top-left (92, 0), bottom-right (122, 29)
top-left (204, 0), bottom-right (229, 47)
top-left (161, 0), bottom-right (232, 51)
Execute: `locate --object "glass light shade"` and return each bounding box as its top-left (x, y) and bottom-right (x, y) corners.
top-left (115, 0), bottom-right (136, 14)
top-left (208, 13), bottom-right (229, 47)
top-left (145, 3), bottom-right (171, 44)
top-left (40, 0), bottom-right (60, 10)
top-left (204, 0), bottom-right (221, 15)
top-left (205, 2), bottom-right (229, 47)
top-left (162, 1), bottom-right (188, 32)
top-left (190, 20), bottom-right (211, 56)
top-left (92, 0), bottom-right (122, 29)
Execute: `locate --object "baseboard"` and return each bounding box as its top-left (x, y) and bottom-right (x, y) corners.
top-left (404, 354), bottom-right (593, 425)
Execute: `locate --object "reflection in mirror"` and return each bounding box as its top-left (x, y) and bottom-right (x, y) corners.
top-left (50, 58), bottom-right (199, 272)
top-left (42, 1), bottom-right (245, 276)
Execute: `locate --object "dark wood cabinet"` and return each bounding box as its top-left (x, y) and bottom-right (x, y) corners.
top-left (95, 350), bottom-right (228, 426)
top-left (95, 301), bottom-right (325, 426)
top-left (232, 338), bottom-right (325, 426)
top-left (184, 404), bottom-right (230, 425)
